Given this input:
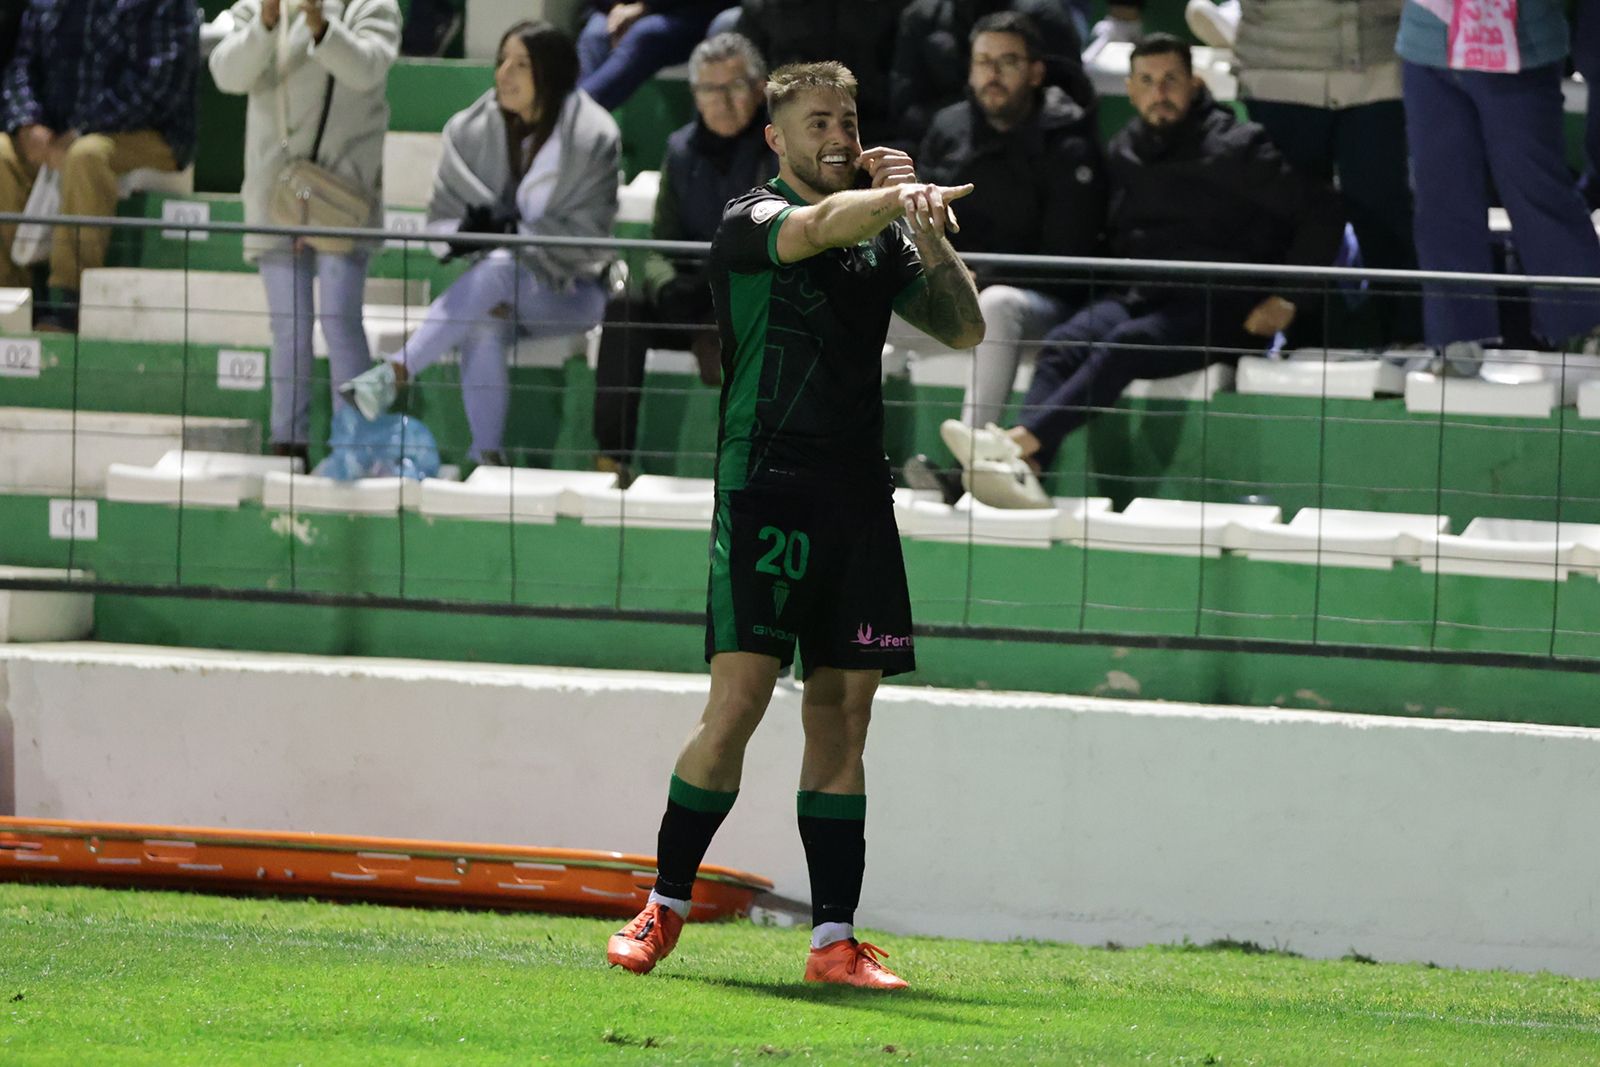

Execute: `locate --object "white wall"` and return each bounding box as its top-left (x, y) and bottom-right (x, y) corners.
top-left (3, 643), bottom-right (1597, 977)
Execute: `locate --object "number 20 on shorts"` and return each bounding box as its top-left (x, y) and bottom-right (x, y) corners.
top-left (755, 526), bottom-right (810, 580)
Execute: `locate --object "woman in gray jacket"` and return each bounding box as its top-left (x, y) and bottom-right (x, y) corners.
top-left (209, 0), bottom-right (399, 465)
top-left (344, 20), bottom-right (621, 465)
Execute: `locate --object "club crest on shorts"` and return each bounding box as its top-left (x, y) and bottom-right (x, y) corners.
top-left (773, 579), bottom-right (791, 617)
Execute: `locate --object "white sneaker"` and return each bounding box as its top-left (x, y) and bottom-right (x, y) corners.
top-left (939, 419), bottom-right (1022, 470)
top-left (1185, 0), bottom-right (1240, 49)
top-left (340, 361), bottom-right (398, 420)
top-left (968, 460), bottom-right (1052, 510)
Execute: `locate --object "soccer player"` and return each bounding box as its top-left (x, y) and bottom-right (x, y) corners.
top-left (605, 61), bottom-right (984, 989)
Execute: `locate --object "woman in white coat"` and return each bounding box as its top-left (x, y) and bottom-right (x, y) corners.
top-left (342, 20), bottom-right (620, 465)
top-left (209, 0), bottom-right (401, 465)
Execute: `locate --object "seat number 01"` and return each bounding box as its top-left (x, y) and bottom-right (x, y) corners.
top-left (49, 499), bottom-right (99, 541)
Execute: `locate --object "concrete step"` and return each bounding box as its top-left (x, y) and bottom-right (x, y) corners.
top-left (105, 450), bottom-right (304, 508)
top-left (79, 267), bottom-right (430, 356)
top-left (1234, 508), bottom-right (1450, 570)
top-left (578, 474), bottom-right (714, 530)
top-left (1074, 497), bottom-right (1283, 558)
top-left (0, 566), bottom-right (93, 642)
top-left (1236, 353), bottom-right (1406, 400)
top-left (1405, 371), bottom-right (1558, 419)
top-left (419, 465), bottom-right (618, 523)
top-left (0, 407), bottom-right (259, 495)
top-left (896, 489), bottom-right (1112, 549)
top-left (1418, 517), bottom-right (1600, 581)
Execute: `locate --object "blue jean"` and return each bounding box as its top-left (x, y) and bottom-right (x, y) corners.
top-left (258, 248), bottom-right (372, 446)
top-left (1018, 293), bottom-right (1255, 468)
top-left (577, 7), bottom-right (717, 110)
top-left (398, 250), bottom-right (606, 459)
top-left (1573, 5), bottom-right (1600, 204)
top-left (1246, 98), bottom-right (1420, 344)
top-left (1402, 60), bottom-right (1600, 346)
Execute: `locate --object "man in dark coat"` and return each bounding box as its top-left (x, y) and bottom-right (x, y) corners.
top-left (734, 0), bottom-right (904, 137)
top-left (591, 32), bottom-right (774, 480)
top-left (940, 33), bottom-right (1344, 508)
top-left (891, 0), bottom-right (1092, 149)
top-left (906, 12), bottom-right (1104, 503)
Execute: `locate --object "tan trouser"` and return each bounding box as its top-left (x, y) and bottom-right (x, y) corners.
top-left (0, 129), bottom-right (177, 291)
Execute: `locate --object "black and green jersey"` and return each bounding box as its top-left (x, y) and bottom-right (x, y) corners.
top-left (708, 178), bottom-right (928, 491)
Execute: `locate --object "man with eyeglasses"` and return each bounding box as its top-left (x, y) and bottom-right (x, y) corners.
top-left (890, 0), bottom-right (1093, 150)
top-left (904, 11), bottom-right (1106, 505)
top-left (592, 32), bottom-right (774, 483)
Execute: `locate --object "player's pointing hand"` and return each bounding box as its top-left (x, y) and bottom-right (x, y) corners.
top-left (897, 182), bottom-right (973, 240)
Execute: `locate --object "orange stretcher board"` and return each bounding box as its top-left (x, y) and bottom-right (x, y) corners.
top-left (0, 817), bottom-right (773, 920)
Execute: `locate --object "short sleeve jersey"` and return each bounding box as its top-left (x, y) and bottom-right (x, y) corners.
top-left (708, 178), bottom-right (928, 492)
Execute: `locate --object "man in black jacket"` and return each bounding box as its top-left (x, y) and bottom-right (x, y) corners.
top-left (940, 33), bottom-right (1344, 508)
top-left (734, 0), bottom-right (904, 137)
top-left (890, 0), bottom-right (1092, 150)
top-left (592, 32), bottom-right (774, 481)
top-left (908, 12), bottom-right (1104, 502)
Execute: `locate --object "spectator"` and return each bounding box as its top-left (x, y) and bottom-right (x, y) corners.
top-left (735, 0), bottom-right (905, 136)
top-left (907, 11), bottom-right (1105, 504)
top-left (889, 0), bottom-right (1092, 150)
top-left (1399, 0), bottom-right (1600, 350)
top-left (592, 32), bottom-right (772, 482)
top-left (1577, 4), bottom-right (1600, 210)
top-left (400, 0), bottom-right (461, 57)
top-left (1234, 0), bottom-right (1419, 345)
top-left (940, 34), bottom-right (1343, 508)
top-left (1083, 1), bottom-right (1143, 59)
top-left (0, 1), bottom-right (25, 73)
top-left (209, 0), bottom-right (401, 469)
top-left (343, 20), bottom-right (620, 466)
top-left (577, 0), bottom-right (727, 110)
top-left (0, 0), bottom-right (200, 331)
top-left (1082, 1), bottom-right (1241, 57)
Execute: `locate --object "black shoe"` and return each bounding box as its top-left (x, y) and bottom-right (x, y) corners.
top-left (269, 442), bottom-right (310, 471)
top-left (34, 286), bottom-right (78, 333)
top-left (901, 453), bottom-right (963, 507)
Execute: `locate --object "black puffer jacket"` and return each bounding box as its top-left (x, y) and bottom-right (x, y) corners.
top-left (890, 0), bottom-right (1092, 149)
top-left (1105, 87), bottom-right (1344, 301)
top-left (918, 85), bottom-right (1105, 293)
top-left (735, 0), bottom-right (906, 133)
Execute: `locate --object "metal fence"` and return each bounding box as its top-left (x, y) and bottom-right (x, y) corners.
top-left (4, 212), bottom-right (1600, 671)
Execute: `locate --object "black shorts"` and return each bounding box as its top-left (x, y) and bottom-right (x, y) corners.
top-left (705, 481), bottom-right (916, 677)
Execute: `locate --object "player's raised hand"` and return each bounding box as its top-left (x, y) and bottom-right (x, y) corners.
top-left (859, 146), bottom-right (918, 188)
top-left (897, 182), bottom-right (973, 240)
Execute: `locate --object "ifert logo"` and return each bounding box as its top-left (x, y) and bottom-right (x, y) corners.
top-left (773, 579), bottom-right (790, 617)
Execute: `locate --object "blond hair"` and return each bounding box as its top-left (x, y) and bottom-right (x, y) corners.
top-left (765, 61), bottom-right (859, 118)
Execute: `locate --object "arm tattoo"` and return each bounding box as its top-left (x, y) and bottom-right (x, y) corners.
top-left (902, 256), bottom-right (984, 348)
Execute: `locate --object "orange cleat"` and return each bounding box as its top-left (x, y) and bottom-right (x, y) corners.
top-left (803, 939), bottom-right (908, 989)
top-left (606, 902), bottom-right (685, 975)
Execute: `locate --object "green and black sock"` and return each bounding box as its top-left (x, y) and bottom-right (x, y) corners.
top-left (652, 774), bottom-right (738, 902)
top-left (797, 790), bottom-right (867, 928)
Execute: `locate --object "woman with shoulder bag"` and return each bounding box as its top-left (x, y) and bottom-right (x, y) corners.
top-left (209, 0), bottom-right (401, 467)
top-left (342, 20), bottom-right (620, 466)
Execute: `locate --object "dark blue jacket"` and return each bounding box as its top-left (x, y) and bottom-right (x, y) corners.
top-left (643, 110), bottom-right (774, 300)
top-left (2, 0), bottom-right (201, 166)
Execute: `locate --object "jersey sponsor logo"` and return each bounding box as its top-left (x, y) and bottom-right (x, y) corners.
top-left (751, 200), bottom-right (784, 224)
top-left (850, 622), bottom-right (913, 650)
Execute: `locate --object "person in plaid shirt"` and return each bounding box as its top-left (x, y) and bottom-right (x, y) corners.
top-left (0, 0), bottom-right (200, 331)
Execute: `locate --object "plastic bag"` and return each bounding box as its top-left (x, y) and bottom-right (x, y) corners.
top-left (313, 406), bottom-right (441, 481)
top-left (11, 167), bottom-right (60, 267)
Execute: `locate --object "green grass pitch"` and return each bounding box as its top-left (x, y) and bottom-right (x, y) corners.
top-left (1, 883), bottom-right (1597, 1065)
